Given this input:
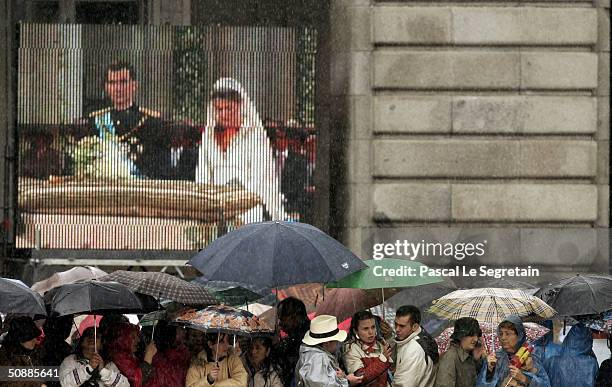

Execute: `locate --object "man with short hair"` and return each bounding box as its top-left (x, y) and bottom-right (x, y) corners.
top-left (74, 61), bottom-right (196, 180)
top-left (392, 305), bottom-right (438, 387)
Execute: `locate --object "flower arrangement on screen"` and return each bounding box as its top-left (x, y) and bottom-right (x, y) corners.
top-left (71, 135), bottom-right (134, 179)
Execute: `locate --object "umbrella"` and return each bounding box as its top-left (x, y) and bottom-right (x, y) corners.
top-left (387, 278), bottom-right (458, 311)
top-left (188, 221), bottom-right (367, 288)
top-left (45, 281), bottom-right (146, 316)
top-left (457, 278), bottom-right (538, 295)
top-left (327, 259), bottom-right (444, 289)
top-left (174, 304), bottom-right (274, 337)
top-left (193, 279), bottom-right (268, 306)
top-left (574, 311), bottom-right (612, 333)
top-left (101, 271), bottom-right (217, 306)
top-left (314, 288), bottom-right (387, 322)
top-left (535, 274), bottom-right (612, 316)
top-left (429, 288), bottom-right (556, 324)
top-left (0, 277), bottom-right (47, 316)
top-left (327, 259), bottom-right (443, 319)
top-left (239, 303), bottom-right (273, 316)
top-left (46, 281), bottom-right (147, 352)
top-left (435, 321), bottom-right (550, 354)
top-left (31, 266), bottom-right (108, 294)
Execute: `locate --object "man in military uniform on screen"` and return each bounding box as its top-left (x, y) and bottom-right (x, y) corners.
top-left (73, 61), bottom-right (196, 180)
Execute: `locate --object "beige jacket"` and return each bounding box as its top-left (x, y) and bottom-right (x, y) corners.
top-left (186, 350), bottom-right (248, 387)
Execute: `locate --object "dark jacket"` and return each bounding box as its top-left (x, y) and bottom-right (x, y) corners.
top-left (596, 358), bottom-right (612, 387)
top-left (0, 341), bottom-right (42, 387)
top-left (435, 343), bottom-right (483, 387)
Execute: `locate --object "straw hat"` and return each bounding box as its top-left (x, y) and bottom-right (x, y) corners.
top-left (302, 315), bottom-right (347, 346)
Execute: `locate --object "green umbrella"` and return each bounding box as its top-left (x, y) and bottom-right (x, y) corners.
top-left (327, 259), bottom-right (443, 289)
top-left (327, 259), bottom-right (444, 319)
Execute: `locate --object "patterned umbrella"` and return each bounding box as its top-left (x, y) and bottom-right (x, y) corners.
top-left (102, 271), bottom-right (217, 306)
top-left (429, 288), bottom-right (556, 324)
top-left (173, 304), bottom-right (274, 337)
top-left (435, 321), bottom-right (550, 354)
top-left (574, 311), bottom-right (612, 333)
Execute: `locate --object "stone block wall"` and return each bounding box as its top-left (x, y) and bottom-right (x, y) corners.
top-left (330, 0), bottom-right (610, 281)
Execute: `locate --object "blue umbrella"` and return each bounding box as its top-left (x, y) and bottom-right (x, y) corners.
top-left (188, 221), bottom-right (367, 288)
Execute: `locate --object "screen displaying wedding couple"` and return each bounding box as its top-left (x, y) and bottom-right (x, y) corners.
top-left (16, 24), bottom-right (317, 250)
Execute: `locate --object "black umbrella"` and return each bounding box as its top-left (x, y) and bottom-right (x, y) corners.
top-left (192, 278), bottom-right (269, 306)
top-left (101, 271), bottom-right (217, 306)
top-left (188, 221), bottom-right (367, 288)
top-left (45, 280), bottom-right (146, 316)
top-left (535, 274), bottom-right (612, 316)
top-left (0, 277), bottom-right (47, 316)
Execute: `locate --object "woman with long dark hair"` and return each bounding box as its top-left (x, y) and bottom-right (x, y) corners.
top-left (241, 337), bottom-right (282, 387)
top-left (342, 311), bottom-right (392, 387)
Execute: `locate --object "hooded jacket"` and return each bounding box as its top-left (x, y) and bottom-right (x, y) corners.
top-left (544, 324), bottom-right (598, 387)
top-left (195, 77), bottom-right (287, 223)
top-left (476, 315), bottom-right (550, 387)
top-left (107, 324), bottom-right (143, 387)
top-left (531, 320), bottom-right (560, 371)
top-left (145, 345), bottom-right (191, 387)
top-left (392, 326), bottom-right (437, 387)
top-left (295, 344), bottom-right (349, 387)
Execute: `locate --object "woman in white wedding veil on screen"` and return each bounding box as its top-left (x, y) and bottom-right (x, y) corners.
top-left (195, 77), bottom-right (287, 224)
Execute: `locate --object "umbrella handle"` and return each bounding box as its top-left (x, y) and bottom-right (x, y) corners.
top-left (94, 315), bottom-right (97, 353)
top-left (214, 332), bottom-right (221, 364)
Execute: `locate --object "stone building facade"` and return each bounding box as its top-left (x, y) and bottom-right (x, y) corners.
top-left (0, 0), bottom-right (609, 283)
top-left (325, 0), bottom-right (610, 284)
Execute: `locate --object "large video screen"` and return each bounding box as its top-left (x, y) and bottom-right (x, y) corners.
top-left (16, 24), bottom-right (317, 250)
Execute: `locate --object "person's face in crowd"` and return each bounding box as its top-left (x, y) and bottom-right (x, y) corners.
top-left (499, 326), bottom-right (519, 353)
top-left (82, 334), bottom-right (102, 357)
top-left (275, 129), bottom-right (289, 151)
top-left (209, 334), bottom-right (230, 358)
top-left (459, 335), bottom-right (480, 352)
top-left (105, 68), bottom-right (137, 110)
top-left (214, 98), bottom-right (242, 129)
top-left (21, 337), bottom-right (38, 350)
top-left (188, 330), bottom-right (206, 353)
top-left (321, 340), bottom-right (339, 354)
top-left (249, 339), bottom-right (270, 366)
top-left (394, 315), bottom-right (417, 341)
top-left (130, 329), bottom-right (139, 354)
top-left (355, 318), bottom-right (377, 345)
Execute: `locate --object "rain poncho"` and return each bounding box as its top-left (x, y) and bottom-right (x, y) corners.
top-left (544, 324), bottom-right (598, 387)
top-left (476, 315), bottom-right (550, 387)
top-left (196, 78), bottom-right (287, 223)
top-left (531, 320), bottom-right (560, 370)
top-left (295, 344), bottom-right (349, 387)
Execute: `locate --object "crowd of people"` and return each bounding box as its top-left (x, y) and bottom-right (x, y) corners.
top-left (0, 298), bottom-right (611, 387)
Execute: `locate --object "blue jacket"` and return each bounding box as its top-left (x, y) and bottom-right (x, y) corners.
top-left (476, 315), bottom-right (551, 387)
top-left (544, 324), bottom-right (598, 387)
top-left (532, 320), bottom-right (561, 372)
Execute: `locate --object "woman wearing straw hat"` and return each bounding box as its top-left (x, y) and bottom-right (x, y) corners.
top-left (296, 315), bottom-right (364, 387)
